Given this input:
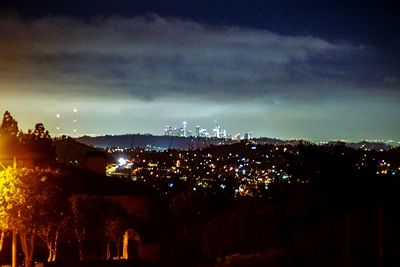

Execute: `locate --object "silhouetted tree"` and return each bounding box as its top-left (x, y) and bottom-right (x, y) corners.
top-left (19, 122), bottom-right (55, 164)
top-left (0, 110), bottom-right (19, 137)
top-left (0, 111), bottom-right (21, 154)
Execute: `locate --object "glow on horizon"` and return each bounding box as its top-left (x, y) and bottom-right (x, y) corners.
top-left (1, 93), bottom-right (399, 142)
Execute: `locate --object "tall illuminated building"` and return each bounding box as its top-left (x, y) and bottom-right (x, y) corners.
top-left (222, 129), bottom-right (227, 139)
top-left (165, 125), bottom-right (173, 136)
top-left (182, 121), bottom-right (187, 137)
top-left (213, 121), bottom-right (220, 138)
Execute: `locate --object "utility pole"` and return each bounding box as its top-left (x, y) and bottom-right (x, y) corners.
top-left (378, 201), bottom-right (384, 267)
top-left (12, 230), bottom-right (17, 267)
top-left (12, 157), bottom-right (17, 267)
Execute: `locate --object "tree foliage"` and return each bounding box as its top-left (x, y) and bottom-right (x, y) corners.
top-left (0, 166), bottom-right (62, 267)
top-left (0, 111), bottom-right (55, 164)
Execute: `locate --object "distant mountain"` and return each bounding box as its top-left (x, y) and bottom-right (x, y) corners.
top-left (76, 134), bottom-right (395, 151)
top-left (339, 141), bottom-right (391, 151)
top-left (77, 134), bottom-right (237, 150)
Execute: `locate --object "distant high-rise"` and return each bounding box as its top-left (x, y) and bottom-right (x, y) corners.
top-left (213, 121), bottom-right (220, 138)
top-left (183, 121), bottom-right (187, 137)
top-left (234, 133), bottom-right (241, 140)
top-left (199, 128), bottom-right (209, 138)
top-left (244, 132), bottom-right (252, 140)
top-left (164, 121), bottom-right (233, 139)
top-left (164, 125), bottom-right (173, 136)
top-left (164, 124), bottom-right (186, 137)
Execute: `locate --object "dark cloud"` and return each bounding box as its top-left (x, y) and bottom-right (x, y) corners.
top-left (0, 14), bottom-right (399, 140)
top-left (1, 14), bottom-right (396, 102)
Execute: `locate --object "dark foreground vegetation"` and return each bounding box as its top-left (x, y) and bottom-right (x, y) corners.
top-left (0, 111), bottom-right (399, 267)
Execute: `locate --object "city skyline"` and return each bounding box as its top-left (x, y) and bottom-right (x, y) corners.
top-left (0, 1), bottom-right (399, 141)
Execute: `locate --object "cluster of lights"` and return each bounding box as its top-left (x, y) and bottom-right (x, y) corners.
top-left (106, 144), bottom-right (297, 197)
top-left (104, 143), bottom-right (400, 198)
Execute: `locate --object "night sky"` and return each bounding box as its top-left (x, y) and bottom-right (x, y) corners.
top-left (0, 0), bottom-right (399, 141)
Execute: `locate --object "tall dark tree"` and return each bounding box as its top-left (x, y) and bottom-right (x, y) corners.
top-left (0, 110), bottom-right (19, 137)
top-left (0, 111), bottom-right (21, 154)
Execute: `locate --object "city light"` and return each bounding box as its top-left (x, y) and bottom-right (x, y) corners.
top-left (118, 158), bottom-right (127, 166)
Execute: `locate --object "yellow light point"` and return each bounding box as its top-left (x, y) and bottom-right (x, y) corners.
top-left (73, 108), bottom-right (78, 113)
top-left (56, 113), bottom-right (60, 118)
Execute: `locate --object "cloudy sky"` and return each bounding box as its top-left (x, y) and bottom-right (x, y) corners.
top-left (0, 0), bottom-right (399, 141)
